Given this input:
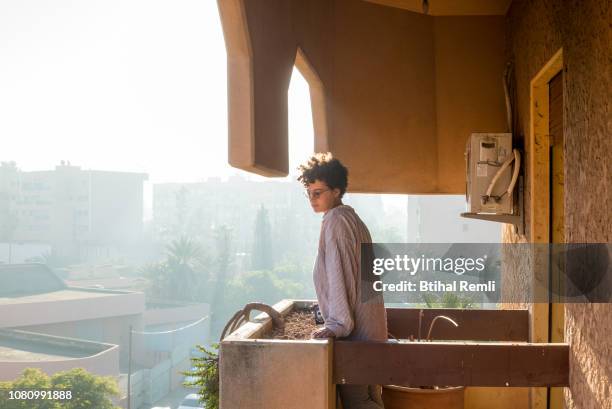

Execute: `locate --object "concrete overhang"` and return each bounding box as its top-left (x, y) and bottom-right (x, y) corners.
top-left (217, 0), bottom-right (508, 193)
top-left (363, 0), bottom-right (512, 16)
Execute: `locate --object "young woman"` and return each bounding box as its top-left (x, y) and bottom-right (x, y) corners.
top-left (298, 152), bottom-right (387, 409)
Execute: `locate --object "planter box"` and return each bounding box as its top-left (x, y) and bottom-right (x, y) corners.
top-left (220, 299), bottom-right (335, 409)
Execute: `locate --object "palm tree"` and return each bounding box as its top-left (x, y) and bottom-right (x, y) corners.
top-left (166, 236), bottom-right (206, 267)
top-left (166, 236), bottom-right (209, 300)
top-left (143, 236), bottom-right (210, 301)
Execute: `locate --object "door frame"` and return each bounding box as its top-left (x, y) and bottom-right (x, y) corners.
top-left (529, 48), bottom-right (564, 409)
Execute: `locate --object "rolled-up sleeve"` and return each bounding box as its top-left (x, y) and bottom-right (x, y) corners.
top-left (323, 231), bottom-right (357, 338)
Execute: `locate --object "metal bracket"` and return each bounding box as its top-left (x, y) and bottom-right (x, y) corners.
top-left (461, 177), bottom-right (524, 235)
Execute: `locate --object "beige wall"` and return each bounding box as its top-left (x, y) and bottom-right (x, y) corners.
top-left (433, 16), bottom-right (507, 193)
top-left (219, 0), bottom-right (507, 193)
top-left (503, 0), bottom-right (612, 408)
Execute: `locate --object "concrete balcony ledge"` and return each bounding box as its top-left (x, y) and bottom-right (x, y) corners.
top-left (220, 300), bottom-right (569, 409)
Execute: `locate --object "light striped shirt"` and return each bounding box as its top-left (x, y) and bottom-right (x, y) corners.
top-left (313, 204), bottom-right (388, 341)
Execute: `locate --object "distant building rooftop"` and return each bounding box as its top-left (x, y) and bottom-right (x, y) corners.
top-left (0, 263), bottom-right (66, 297)
top-left (0, 329), bottom-right (115, 362)
top-left (0, 288), bottom-right (126, 306)
top-left (0, 263), bottom-right (145, 328)
top-left (0, 263), bottom-right (140, 306)
top-left (65, 276), bottom-right (148, 291)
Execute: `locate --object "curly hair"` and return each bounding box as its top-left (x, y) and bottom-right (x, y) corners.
top-left (297, 152), bottom-right (349, 198)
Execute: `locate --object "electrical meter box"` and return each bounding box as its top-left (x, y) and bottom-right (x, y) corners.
top-left (465, 133), bottom-right (514, 214)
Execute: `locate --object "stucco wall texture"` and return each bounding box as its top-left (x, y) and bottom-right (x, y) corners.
top-left (505, 1), bottom-right (611, 408)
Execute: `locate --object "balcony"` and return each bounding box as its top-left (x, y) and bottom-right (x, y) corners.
top-left (220, 299), bottom-right (568, 409)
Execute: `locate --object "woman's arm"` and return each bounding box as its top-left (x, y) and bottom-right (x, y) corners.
top-left (321, 230), bottom-right (357, 338)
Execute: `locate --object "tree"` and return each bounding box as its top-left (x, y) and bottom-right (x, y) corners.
top-left (230, 270), bottom-right (303, 306)
top-left (184, 344), bottom-right (219, 409)
top-left (166, 235), bottom-right (207, 267)
top-left (51, 368), bottom-right (119, 409)
top-left (0, 368), bottom-right (119, 409)
top-left (142, 236), bottom-right (210, 301)
top-left (212, 270), bottom-right (304, 337)
top-left (210, 225), bottom-right (233, 340)
top-left (251, 204), bottom-right (273, 270)
top-left (166, 236), bottom-right (210, 300)
top-left (0, 367), bottom-right (54, 409)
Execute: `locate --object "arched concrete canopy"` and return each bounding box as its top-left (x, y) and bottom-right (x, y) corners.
top-left (295, 48), bottom-right (329, 154)
top-left (217, 0), bottom-right (507, 193)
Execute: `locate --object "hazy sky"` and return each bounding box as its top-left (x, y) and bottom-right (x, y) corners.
top-left (0, 0), bottom-right (411, 221)
top-left (0, 0), bottom-right (314, 184)
top-left (0, 1), bottom-right (495, 235)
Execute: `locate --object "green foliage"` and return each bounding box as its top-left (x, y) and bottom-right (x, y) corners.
top-left (208, 269), bottom-right (305, 341)
top-left (227, 270), bottom-right (303, 309)
top-left (210, 225), bottom-right (233, 340)
top-left (421, 292), bottom-right (475, 309)
top-left (0, 368), bottom-right (54, 409)
top-left (251, 204), bottom-right (273, 270)
top-left (51, 368), bottom-right (120, 409)
top-left (183, 344), bottom-right (219, 409)
top-left (166, 236), bottom-right (208, 267)
top-left (0, 368), bottom-right (119, 409)
top-left (142, 236), bottom-right (210, 302)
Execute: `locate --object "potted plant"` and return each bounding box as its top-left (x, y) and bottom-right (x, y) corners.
top-left (382, 293), bottom-right (473, 409)
top-left (382, 385), bottom-right (464, 409)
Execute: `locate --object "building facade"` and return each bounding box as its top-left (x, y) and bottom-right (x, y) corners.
top-left (0, 162), bottom-right (147, 261)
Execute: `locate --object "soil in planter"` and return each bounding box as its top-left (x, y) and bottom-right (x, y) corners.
top-left (265, 310), bottom-right (321, 340)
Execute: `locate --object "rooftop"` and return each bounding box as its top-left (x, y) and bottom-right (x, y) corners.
top-left (0, 263), bottom-right (137, 306)
top-left (0, 288), bottom-right (130, 306)
top-left (0, 263), bottom-right (145, 328)
top-left (0, 263), bottom-right (65, 297)
top-left (0, 329), bottom-right (115, 362)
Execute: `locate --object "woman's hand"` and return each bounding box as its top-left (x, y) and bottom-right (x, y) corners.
top-left (312, 327), bottom-right (335, 339)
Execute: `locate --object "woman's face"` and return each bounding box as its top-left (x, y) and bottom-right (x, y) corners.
top-left (306, 179), bottom-right (341, 213)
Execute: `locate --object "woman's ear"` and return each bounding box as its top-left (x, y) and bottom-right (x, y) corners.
top-left (333, 188), bottom-right (341, 198)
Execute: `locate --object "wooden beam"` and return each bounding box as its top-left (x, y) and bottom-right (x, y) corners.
top-left (386, 308), bottom-right (529, 341)
top-left (333, 341), bottom-right (569, 387)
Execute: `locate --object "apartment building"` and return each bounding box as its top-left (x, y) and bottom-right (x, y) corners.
top-left (0, 162), bottom-right (147, 261)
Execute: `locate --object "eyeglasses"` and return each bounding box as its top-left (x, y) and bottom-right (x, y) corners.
top-left (304, 188), bottom-right (330, 200)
